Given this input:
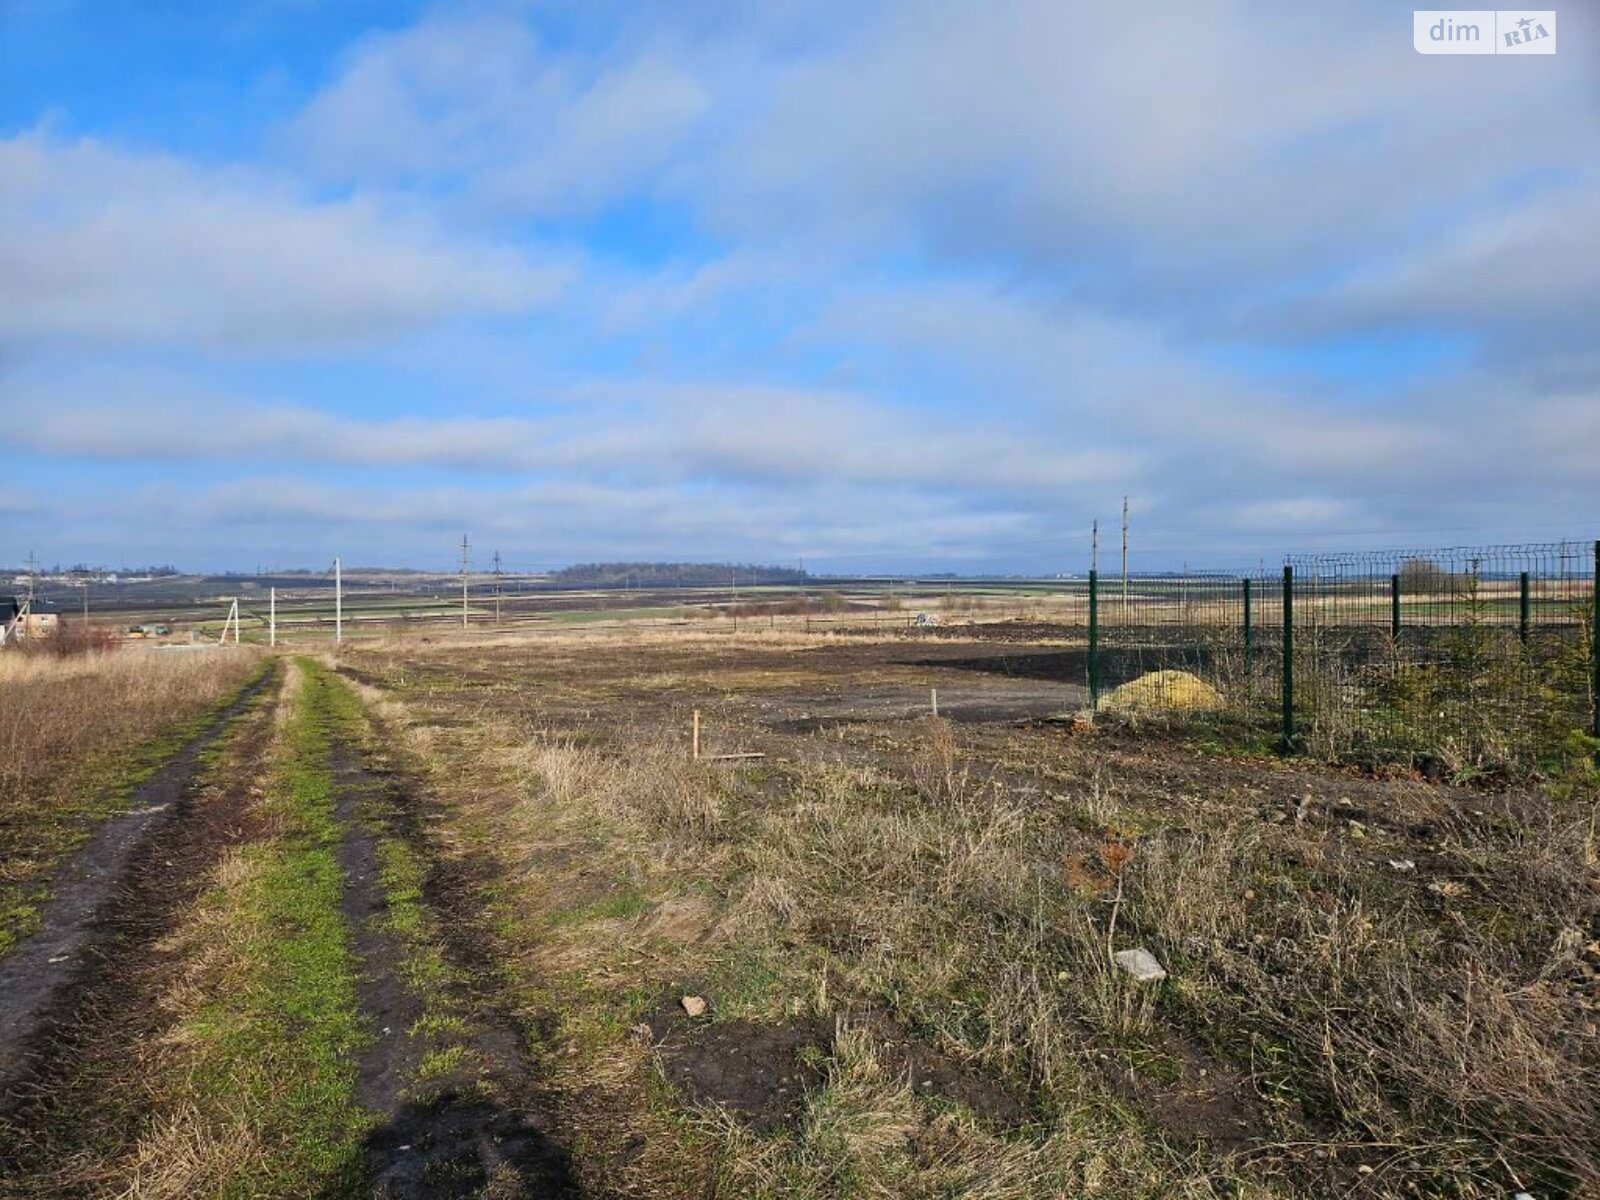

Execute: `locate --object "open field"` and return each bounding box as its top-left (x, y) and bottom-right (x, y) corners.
top-left (2, 623), bottom-right (1596, 1198)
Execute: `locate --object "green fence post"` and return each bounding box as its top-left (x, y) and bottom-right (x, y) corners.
top-left (1088, 569), bottom-right (1100, 711)
top-left (1282, 565), bottom-right (1295, 752)
top-left (1519, 571), bottom-right (1531, 645)
top-left (1390, 573), bottom-right (1401, 641)
top-left (1242, 577), bottom-right (1253, 677)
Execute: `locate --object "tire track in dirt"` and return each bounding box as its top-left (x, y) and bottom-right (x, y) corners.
top-left (325, 694), bottom-right (578, 1199)
top-left (0, 665), bottom-right (276, 1092)
top-left (0, 664), bottom-right (280, 1185)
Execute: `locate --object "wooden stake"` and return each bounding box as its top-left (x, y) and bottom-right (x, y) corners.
top-left (692, 709), bottom-right (701, 760)
top-left (931, 688), bottom-right (939, 717)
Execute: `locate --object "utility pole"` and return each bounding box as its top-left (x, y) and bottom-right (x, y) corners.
top-left (335, 557), bottom-right (343, 645)
top-left (493, 550), bottom-right (503, 626)
top-left (460, 535), bottom-right (470, 630)
top-left (1121, 496), bottom-right (1129, 618)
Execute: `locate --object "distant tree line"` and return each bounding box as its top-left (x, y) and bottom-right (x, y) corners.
top-left (14, 563), bottom-right (180, 577)
top-left (552, 562), bottom-right (809, 588)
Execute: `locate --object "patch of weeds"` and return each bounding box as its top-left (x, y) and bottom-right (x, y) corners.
top-left (549, 882), bottom-right (650, 927)
top-left (698, 937), bottom-right (801, 1019)
top-left (414, 1044), bottom-right (472, 1084)
top-left (411, 1012), bottom-right (470, 1039)
top-left (1178, 713), bottom-right (1281, 759)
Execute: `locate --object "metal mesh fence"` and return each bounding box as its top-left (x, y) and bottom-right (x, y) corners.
top-left (1077, 540), bottom-right (1598, 774)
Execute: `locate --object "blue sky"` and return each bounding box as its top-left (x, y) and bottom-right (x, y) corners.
top-left (2, 1), bottom-right (1596, 573)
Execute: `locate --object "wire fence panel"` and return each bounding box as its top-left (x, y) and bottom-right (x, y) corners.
top-left (1283, 542), bottom-right (1595, 772)
top-left (1078, 540), bottom-right (1597, 776)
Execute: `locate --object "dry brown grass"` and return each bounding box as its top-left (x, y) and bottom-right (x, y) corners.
top-left (343, 630), bottom-right (1600, 1198)
top-left (0, 646), bottom-right (262, 803)
top-left (0, 646), bottom-right (263, 956)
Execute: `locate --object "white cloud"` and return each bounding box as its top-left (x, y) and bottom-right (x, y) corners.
top-left (9, 1), bottom-right (1600, 568)
top-left (1229, 497), bottom-right (1355, 530)
top-left (89, 472), bottom-right (1053, 570)
top-left (291, 11), bottom-right (709, 216)
top-left (0, 131), bottom-right (570, 349)
top-left (0, 372), bottom-right (1131, 498)
top-left (810, 277), bottom-right (1445, 479)
top-left (702, 1), bottom-right (1599, 301)
top-left (1296, 180), bottom-right (1600, 342)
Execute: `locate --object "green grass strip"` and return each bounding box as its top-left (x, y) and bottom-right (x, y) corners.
top-left (165, 660), bottom-right (370, 1197)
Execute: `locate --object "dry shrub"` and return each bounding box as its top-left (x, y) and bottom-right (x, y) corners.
top-left (908, 718), bottom-right (973, 809)
top-left (10, 621), bottom-right (125, 658)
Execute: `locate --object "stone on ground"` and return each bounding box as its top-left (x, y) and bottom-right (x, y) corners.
top-left (1113, 948), bottom-right (1168, 983)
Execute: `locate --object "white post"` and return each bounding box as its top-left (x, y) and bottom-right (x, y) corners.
top-left (335, 557), bottom-right (343, 645)
top-left (270, 587), bottom-right (277, 648)
top-left (233, 599), bottom-right (241, 644)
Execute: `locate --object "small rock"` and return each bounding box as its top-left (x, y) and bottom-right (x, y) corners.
top-left (680, 994), bottom-right (709, 1017)
top-left (1387, 859), bottom-right (1416, 871)
top-left (1113, 948), bottom-right (1168, 983)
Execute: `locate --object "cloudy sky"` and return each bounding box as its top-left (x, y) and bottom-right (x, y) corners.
top-left (2, 1), bottom-right (1596, 573)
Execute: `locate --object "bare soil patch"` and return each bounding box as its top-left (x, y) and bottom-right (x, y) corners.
top-left (329, 712), bottom-right (578, 1199)
top-left (645, 1002), bottom-right (1032, 1134)
top-left (646, 1005), bottom-right (830, 1134)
